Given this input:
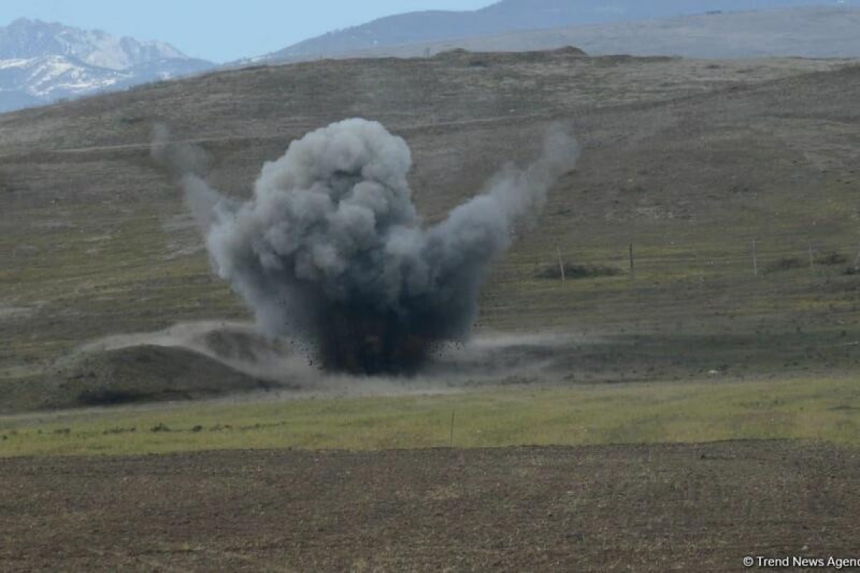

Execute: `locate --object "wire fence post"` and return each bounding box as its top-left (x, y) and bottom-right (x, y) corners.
top-left (557, 247), bottom-right (566, 282)
top-left (629, 243), bottom-right (635, 280)
top-left (752, 240), bottom-right (758, 277)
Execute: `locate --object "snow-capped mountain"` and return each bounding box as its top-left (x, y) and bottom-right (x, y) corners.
top-left (0, 18), bottom-right (214, 113)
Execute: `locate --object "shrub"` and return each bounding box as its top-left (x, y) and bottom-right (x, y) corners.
top-left (815, 252), bottom-right (847, 266)
top-left (534, 263), bottom-right (623, 280)
top-left (765, 257), bottom-right (805, 274)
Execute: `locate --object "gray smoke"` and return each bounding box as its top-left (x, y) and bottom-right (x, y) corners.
top-left (156, 118), bottom-right (579, 374)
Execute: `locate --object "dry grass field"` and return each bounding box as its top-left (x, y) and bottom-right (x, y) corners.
top-left (2, 52), bottom-right (859, 388)
top-left (2, 442), bottom-right (859, 572)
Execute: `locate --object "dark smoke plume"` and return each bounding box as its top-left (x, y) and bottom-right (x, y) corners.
top-left (155, 119), bottom-right (579, 375)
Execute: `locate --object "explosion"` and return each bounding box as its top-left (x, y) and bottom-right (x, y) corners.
top-left (155, 119), bottom-right (579, 375)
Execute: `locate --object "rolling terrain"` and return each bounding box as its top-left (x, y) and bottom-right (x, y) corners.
top-left (1, 45), bottom-right (860, 572)
top-left (261, 0), bottom-right (857, 61)
top-left (1, 49), bottom-right (859, 411)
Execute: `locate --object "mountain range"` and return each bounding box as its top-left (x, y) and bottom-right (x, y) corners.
top-left (260, 0), bottom-right (858, 63)
top-left (3, 1), bottom-right (860, 113)
top-left (0, 18), bottom-right (213, 113)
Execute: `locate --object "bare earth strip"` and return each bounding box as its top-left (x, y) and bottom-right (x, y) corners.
top-left (1, 441), bottom-right (858, 572)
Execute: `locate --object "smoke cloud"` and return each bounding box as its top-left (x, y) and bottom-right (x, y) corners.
top-left (155, 119), bottom-right (579, 375)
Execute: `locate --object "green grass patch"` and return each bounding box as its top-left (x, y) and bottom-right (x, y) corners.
top-left (1, 375), bottom-right (858, 457)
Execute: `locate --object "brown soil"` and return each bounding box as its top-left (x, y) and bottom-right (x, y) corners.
top-left (1, 441), bottom-right (858, 572)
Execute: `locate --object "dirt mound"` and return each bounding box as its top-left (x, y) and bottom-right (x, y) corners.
top-left (78, 321), bottom-right (306, 372)
top-left (197, 326), bottom-right (295, 365)
top-left (48, 345), bottom-right (288, 408)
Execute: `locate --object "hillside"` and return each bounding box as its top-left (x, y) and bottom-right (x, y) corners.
top-left (264, 6), bottom-right (860, 62)
top-left (1, 49), bottom-right (859, 410)
top-left (262, 0), bottom-right (856, 62)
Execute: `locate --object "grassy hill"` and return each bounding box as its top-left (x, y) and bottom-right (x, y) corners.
top-left (293, 7), bottom-right (860, 61)
top-left (1, 49), bottom-right (859, 411)
top-left (264, 1), bottom-right (850, 61)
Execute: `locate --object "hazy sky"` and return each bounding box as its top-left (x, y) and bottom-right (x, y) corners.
top-left (0, 0), bottom-right (495, 63)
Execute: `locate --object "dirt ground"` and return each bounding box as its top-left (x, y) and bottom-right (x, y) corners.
top-left (1, 441), bottom-right (858, 572)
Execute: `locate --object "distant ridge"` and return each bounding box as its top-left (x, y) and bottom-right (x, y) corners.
top-left (280, 6), bottom-right (860, 62)
top-left (257, 0), bottom-right (856, 63)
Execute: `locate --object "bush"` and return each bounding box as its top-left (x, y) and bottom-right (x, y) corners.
top-left (534, 263), bottom-right (623, 280)
top-left (815, 252), bottom-right (847, 266)
top-left (765, 257), bottom-right (805, 274)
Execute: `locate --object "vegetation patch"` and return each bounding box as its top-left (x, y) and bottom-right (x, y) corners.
top-left (1, 375), bottom-right (858, 457)
top-left (815, 252), bottom-right (848, 266)
top-left (534, 263), bottom-right (624, 280)
top-left (765, 257), bottom-right (806, 274)
top-left (78, 389), bottom-right (147, 406)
